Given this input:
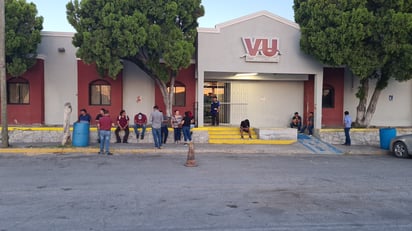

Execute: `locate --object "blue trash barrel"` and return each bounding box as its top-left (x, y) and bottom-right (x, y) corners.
top-left (379, 128), bottom-right (396, 150)
top-left (72, 122), bottom-right (90, 147)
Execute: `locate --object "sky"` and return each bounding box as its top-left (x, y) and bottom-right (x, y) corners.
top-left (29, 0), bottom-right (295, 32)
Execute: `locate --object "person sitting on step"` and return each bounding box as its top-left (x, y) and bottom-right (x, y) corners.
top-left (240, 119), bottom-right (252, 139)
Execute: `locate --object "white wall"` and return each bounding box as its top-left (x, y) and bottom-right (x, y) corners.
top-left (230, 81), bottom-right (304, 127)
top-left (122, 60), bottom-right (155, 125)
top-left (38, 32), bottom-right (78, 125)
top-left (197, 12), bottom-right (323, 75)
top-left (344, 72), bottom-right (412, 127)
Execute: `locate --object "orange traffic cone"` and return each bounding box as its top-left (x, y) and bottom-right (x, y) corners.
top-left (184, 142), bottom-right (197, 167)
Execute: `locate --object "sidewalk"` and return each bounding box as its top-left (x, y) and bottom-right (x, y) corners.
top-left (0, 140), bottom-right (390, 156)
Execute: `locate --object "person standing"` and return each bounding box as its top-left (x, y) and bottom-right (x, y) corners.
top-left (343, 111), bottom-right (352, 146)
top-left (95, 108), bottom-right (105, 143)
top-left (181, 111), bottom-right (194, 145)
top-left (98, 109), bottom-right (113, 155)
top-left (150, 105), bottom-right (163, 149)
top-left (133, 112), bottom-right (147, 140)
top-left (78, 109), bottom-right (91, 123)
top-left (171, 110), bottom-right (183, 144)
top-left (115, 109), bottom-right (130, 143)
top-left (210, 96), bottom-right (220, 126)
top-left (160, 110), bottom-right (169, 144)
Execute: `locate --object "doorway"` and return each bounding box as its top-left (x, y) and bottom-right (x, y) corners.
top-left (204, 81), bottom-right (230, 125)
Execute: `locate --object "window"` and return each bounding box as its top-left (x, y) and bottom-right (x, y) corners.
top-left (322, 85), bottom-right (335, 108)
top-left (90, 80), bottom-right (111, 105)
top-left (7, 78), bottom-right (30, 104)
top-left (167, 81), bottom-right (186, 106)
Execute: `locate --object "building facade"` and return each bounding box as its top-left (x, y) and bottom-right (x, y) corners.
top-left (1, 11), bottom-right (411, 129)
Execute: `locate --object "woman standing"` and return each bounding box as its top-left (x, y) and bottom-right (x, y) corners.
top-left (171, 110), bottom-right (183, 144)
top-left (181, 111), bottom-right (194, 146)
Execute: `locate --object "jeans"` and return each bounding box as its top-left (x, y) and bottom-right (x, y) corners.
top-left (133, 124), bottom-right (146, 139)
top-left (300, 125), bottom-right (314, 135)
top-left (182, 126), bottom-right (192, 142)
top-left (211, 113), bottom-right (219, 126)
top-left (152, 127), bottom-right (162, 148)
top-left (161, 126), bottom-right (169, 144)
top-left (174, 128), bottom-right (182, 142)
top-left (99, 130), bottom-right (111, 154)
top-left (344, 127), bottom-right (351, 145)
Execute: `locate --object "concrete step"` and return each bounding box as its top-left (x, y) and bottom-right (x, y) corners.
top-left (208, 134), bottom-right (257, 139)
top-left (209, 138), bottom-right (296, 145)
top-left (207, 126), bottom-right (295, 144)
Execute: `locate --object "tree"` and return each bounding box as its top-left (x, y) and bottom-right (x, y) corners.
top-left (1, 0), bottom-right (43, 147)
top-left (66, 0), bottom-right (204, 117)
top-left (294, 0), bottom-right (412, 127)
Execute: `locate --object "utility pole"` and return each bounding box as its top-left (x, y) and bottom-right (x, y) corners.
top-left (0, 0), bottom-right (9, 147)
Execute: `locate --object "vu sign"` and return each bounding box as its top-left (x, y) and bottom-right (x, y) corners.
top-left (242, 37), bottom-right (280, 63)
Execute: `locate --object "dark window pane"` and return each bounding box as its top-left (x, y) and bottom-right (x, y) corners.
top-left (174, 86), bottom-right (185, 106)
top-left (322, 86), bottom-right (334, 108)
top-left (7, 78), bottom-right (30, 104)
top-left (167, 82), bottom-right (186, 107)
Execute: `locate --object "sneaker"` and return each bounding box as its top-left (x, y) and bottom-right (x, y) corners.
top-left (106, 152), bottom-right (113, 155)
top-left (98, 151), bottom-right (104, 155)
top-left (184, 143), bottom-right (188, 146)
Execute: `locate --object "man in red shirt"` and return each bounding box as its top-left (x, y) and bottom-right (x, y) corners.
top-left (133, 112), bottom-right (147, 140)
top-left (115, 109), bottom-right (130, 143)
top-left (98, 109), bottom-right (113, 155)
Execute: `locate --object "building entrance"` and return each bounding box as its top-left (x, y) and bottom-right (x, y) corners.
top-left (204, 81), bottom-right (230, 125)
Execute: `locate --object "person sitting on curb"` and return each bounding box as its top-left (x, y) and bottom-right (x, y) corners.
top-left (115, 109), bottom-right (130, 143)
top-left (290, 112), bottom-right (302, 131)
top-left (133, 112), bottom-right (147, 141)
top-left (240, 119), bottom-right (252, 139)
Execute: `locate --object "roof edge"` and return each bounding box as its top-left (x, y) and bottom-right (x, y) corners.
top-left (198, 10), bottom-right (299, 33)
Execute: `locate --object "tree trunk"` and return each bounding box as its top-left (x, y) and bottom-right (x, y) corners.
top-left (0, 0), bottom-right (8, 148)
top-left (355, 76), bottom-right (385, 128)
top-left (355, 79), bottom-right (369, 127)
top-left (154, 75), bottom-right (175, 117)
top-left (167, 75), bottom-right (175, 117)
top-left (363, 86), bottom-right (382, 127)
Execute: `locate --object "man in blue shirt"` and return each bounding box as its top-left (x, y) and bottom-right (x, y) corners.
top-left (210, 96), bottom-right (220, 126)
top-left (343, 111), bottom-right (352, 146)
top-left (78, 109), bottom-right (91, 123)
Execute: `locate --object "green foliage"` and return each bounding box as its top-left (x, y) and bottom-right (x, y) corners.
top-left (66, 0), bottom-right (204, 81)
top-left (5, 0), bottom-right (43, 77)
top-left (294, 0), bottom-right (412, 91)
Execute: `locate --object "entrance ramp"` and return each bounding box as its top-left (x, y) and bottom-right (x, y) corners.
top-left (298, 133), bottom-right (343, 154)
top-left (207, 127), bottom-right (296, 145)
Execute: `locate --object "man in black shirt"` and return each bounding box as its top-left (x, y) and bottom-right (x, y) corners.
top-left (240, 119), bottom-right (252, 139)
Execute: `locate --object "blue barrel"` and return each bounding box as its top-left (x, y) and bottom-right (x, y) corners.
top-left (72, 122), bottom-right (90, 147)
top-left (379, 128), bottom-right (396, 150)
